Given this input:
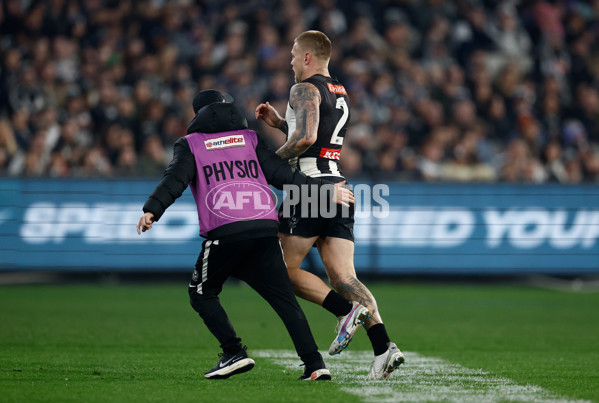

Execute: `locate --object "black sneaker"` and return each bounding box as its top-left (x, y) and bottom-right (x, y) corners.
top-left (298, 362), bottom-right (332, 381)
top-left (204, 346), bottom-right (255, 379)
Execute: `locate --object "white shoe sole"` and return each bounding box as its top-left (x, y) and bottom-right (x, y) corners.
top-left (382, 351), bottom-right (405, 380)
top-left (204, 358), bottom-right (255, 379)
top-left (302, 368), bottom-right (332, 381)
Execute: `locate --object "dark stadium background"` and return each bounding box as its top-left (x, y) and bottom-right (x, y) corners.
top-left (0, 0), bottom-right (597, 280)
top-left (2, 3), bottom-right (599, 402)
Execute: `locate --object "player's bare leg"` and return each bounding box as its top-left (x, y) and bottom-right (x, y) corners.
top-left (278, 233), bottom-right (331, 304)
top-left (316, 237), bottom-right (381, 326)
top-left (317, 236), bottom-right (404, 378)
top-left (280, 232), bottom-right (370, 355)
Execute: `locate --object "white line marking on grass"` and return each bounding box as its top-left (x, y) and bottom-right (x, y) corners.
top-left (254, 350), bottom-right (590, 403)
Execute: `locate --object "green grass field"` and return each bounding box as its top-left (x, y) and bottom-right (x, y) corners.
top-left (1, 281), bottom-right (598, 402)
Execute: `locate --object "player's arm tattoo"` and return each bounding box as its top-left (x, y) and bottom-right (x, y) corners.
top-left (278, 120), bottom-right (289, 135)
top-left (276, 83), bottom-right (320, 160)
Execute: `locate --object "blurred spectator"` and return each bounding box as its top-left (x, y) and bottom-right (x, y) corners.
top-left (451, 0), bottom-right (496, 67)
top-left (82, 146), bottom-right (112, 177)
top-left (571, 84), bottom-right (599, 143)
top-left (0, 0), bottom-right (596, 185)
top-left (418, 136), bottom-right (445, 181)
top-left (485, 94), bottom-right (513, 141)
top-left (516, 114), bottom-right (546, 157)
top-left (115, 145), bottom-right (139, 177)
top-left (440, 127), bottom-right (496, 182)
top-left (487, 1), bottom-right (533, 76)
top-left (52, 117), bottom-right (89, 173)
top-left (500, 138), bottom-right (546, 183)
top-left (0, 120), bottom-right (18, 175)
top-left (543, 140), bottom-right (568, 183)
top-left (48, 151), bottom-right (70, 178)
top-left (139, 135), bottom-right (167, 177)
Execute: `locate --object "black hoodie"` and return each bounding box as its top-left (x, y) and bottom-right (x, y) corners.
top-left (142, 103), bottom-right (332, 242)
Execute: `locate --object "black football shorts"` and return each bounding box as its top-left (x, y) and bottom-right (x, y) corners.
top-left (278, 194), bottom-right (354, 242)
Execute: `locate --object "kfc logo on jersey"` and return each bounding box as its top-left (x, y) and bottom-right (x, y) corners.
top-left (327, 83), bottom-right (347, 95)
top-left (320, 147), bottom-right (341, 160)
top-left (204, 134), bottom-right (245, 150)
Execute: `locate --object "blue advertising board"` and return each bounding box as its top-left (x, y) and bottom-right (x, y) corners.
top-left (0, 179), bottom-right (597, 274)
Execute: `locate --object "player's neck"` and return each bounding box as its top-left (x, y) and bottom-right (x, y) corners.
top-left (303, 67), bottom-right (330, 80)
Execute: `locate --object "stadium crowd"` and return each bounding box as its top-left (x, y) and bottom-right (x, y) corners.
top-left (1, 0), bottom-right (598, 183)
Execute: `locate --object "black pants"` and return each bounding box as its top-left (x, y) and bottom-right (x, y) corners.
top-left (188, 236), bottom-right (320, 364)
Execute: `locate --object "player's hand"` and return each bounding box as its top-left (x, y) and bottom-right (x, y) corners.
top-left (333, 181), bottom-right (354, 207)
top-left (136, 212), bottom-right (155, 235)
top-left (255, 102), bottom-right (283, 128)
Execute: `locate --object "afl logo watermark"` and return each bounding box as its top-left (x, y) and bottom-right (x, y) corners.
top-left (205, 181), bottom-right (277, 220)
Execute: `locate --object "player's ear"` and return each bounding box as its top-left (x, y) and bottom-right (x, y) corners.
top-left (304, 52), bottom-right (311, 64)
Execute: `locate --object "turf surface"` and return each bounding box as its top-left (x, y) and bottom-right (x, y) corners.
top-left (1, 281), bottom-right (598, 402)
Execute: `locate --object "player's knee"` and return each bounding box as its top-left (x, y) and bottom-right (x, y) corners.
top-left (189, 289), bottom-right (219, 316)
top-left (285, 265), bottom-right (303, 283)
top-left (188, 291), bottom-right (203, 314)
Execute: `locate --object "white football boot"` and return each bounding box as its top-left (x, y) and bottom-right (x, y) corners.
top-left (328, 301), bottom-right (370, 355)
top-left (367, 342), bottom-right (405, 380)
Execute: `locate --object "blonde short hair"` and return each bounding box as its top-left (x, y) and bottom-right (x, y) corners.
top-left (294, 30), bottom-right (332, 61)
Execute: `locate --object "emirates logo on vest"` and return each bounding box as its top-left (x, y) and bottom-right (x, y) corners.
top-left (204, 134), bottom-right (246, 150)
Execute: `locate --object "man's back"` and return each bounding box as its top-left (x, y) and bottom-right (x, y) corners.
top-left (285, 74), bottom-right (350, 180)
top-left (185, 128), bottom-right (279, 237)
